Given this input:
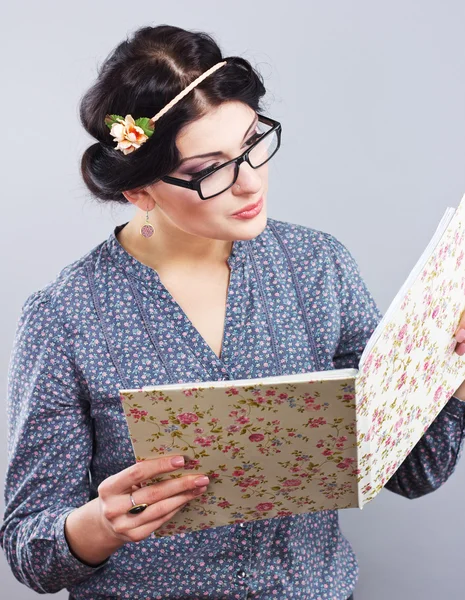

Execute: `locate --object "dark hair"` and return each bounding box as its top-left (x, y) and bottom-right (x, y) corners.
top-left (79, 25), bottom-right (267, 204)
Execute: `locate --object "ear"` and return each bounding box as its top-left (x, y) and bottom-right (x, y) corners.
top-left (122, 186), bottom-right (156, 211)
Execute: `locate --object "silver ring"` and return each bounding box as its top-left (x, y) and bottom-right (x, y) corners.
top-left (127, 493), bottom-right (148, 515)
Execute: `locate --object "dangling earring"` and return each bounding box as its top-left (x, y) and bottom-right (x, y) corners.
top-left (140, 207), bottom-right (154, 238)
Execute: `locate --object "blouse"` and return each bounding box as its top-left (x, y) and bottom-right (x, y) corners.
top-left (1, 217), bottom-right (465, 600)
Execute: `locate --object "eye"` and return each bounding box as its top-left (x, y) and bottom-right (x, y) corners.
top-left (186, 162), bottom-right (221, 180)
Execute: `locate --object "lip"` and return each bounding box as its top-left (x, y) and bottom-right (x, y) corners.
top-left (232, 196), bottom-right (263, 216)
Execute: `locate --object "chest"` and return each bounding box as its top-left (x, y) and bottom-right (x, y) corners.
top-left (156, 266), bottom-right (231, 359)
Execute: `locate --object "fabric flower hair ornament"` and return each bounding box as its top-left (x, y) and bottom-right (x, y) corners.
top-left (104, 114), bottom-right (155, 155)
top-left (103, 61), bottom-right (227, 155)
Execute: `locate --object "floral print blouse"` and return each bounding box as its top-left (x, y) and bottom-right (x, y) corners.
top-left (1, 217), bottom-right (465, 600)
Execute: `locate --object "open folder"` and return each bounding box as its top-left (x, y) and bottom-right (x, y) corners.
top-left (120, 193), bottom-right (465, 537)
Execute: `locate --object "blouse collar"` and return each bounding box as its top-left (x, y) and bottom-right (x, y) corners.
top-left (106, 222), bottom-right (248, 282)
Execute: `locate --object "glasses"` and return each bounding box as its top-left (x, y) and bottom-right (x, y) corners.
top-left (161, 114), bottom-right (281, 200)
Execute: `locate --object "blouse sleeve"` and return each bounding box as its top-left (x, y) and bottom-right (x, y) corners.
top-left (324, 232), bottom-right (465, 498)
top-left (0, 289), bottom-right (108, 593)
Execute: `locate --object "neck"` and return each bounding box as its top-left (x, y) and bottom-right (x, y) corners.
top-left (116, 213), bottom-right (233, 272)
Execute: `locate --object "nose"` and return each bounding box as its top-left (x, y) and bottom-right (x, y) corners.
top-left (232, 161), bottom-right (262, 195)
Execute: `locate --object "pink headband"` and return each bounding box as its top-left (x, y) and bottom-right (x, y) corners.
top-left (104, 61), bottom-right (227, 155)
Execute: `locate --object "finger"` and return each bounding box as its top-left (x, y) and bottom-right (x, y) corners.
top-left (455, 327), bottom-right (465, 343)
top-left (128, 504), bottom-right (188, 543)
top-left (111, 486), bottom-right (207, 540)
top-left (98, 455), bottom-right (186, 498)
top-left (455, 341), bottom-right (465, 356)
top-left (110, 474), bottom-right (210, 516)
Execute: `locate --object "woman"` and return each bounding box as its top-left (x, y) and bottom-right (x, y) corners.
top-left (1, 24), bottom-right (465, 600)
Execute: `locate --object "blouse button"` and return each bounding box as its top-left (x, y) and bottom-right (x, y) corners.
top-left (236, 569), bottom-right (247, 583)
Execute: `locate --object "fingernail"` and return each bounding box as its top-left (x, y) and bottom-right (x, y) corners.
top-left (171, 456), bottom-right (185, 467)
top-left (457, 329), bottom-right (465, 343)
top-left (194, 476), bottom-right (210, 487)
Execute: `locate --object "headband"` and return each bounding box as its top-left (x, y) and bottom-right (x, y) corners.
top-left (104, 60), bottom-right (227, 155)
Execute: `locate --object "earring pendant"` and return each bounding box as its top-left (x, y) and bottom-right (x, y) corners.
top-left (140, 210), bottom-right (154, 238)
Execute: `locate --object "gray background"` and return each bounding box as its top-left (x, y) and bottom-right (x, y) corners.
top-left (1, 1), bottom-right (464, 598)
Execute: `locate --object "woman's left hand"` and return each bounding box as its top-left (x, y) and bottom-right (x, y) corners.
top-left (452, 315), bottom-right (465, 400)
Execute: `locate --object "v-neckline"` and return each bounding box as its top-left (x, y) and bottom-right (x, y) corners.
top-left (108, 223), bottom-right (248, 373)
top-left (155, 258), bottom-right (241, 369)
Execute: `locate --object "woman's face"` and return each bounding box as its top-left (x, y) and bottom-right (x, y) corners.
top-left (146, 100), bottom-right (269, 242)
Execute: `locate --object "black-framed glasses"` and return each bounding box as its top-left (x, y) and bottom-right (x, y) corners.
top-left (160, 114), bottom-right (282, 200)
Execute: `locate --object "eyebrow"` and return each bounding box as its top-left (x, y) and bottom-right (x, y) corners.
top-left (178, 114), bottom-right (259, 165)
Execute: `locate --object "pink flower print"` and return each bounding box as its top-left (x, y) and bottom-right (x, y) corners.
top-left (277, 510), bottom-right (293, 517)
top-left (305, 403), bottom-right (321, 411)
top-left (194, 428), bottom-right (204, 434)
top-left (236, 416), bottom-right (250, 425)
top-left (265, 389), bottom-right (276, 396)
top-left (257, 417), bottom-right (265, 422)
top-left (398, 324), bottom-right (408, 341)
top-left (405, 342), bottom-right (413, 354)
top-left (279, 393), bottom-right (288, 399)
top-left (343, 394), bottom-right (355, 401)
top-left (128, 408), bottom-right (148, 422)
top-left (228, 387), bottom-right (239, 395)
top-left (396, 372), bottom-right (407, 390)
top-left (239, 477), bottom-right (260, 488)
top-left (423, 360), bottom-right (430, 372)
top-left (184, 459), bottom-right (200, 470)
top-left (431, 305), bottom-right (440, 319)
top-left (307, 417), bottom-right (327, 428)
top-left (363, 353), bottom-right (374, 369)
top-left (249, 433), bottom-right (265, 442)
top-left (182, 389), bottom-right (193, 396)
top-left (290, 466), bottom-right (301, 473)
top-left (322, 449), bottom-right (333, 456)
top-left (456, 250), bottom-right (464, 270)
top-left (218, 500), bottom-right (232, 508)
top-left (255, 396), bottom-right (267, 404)
top-left (337, 436), bottom-right (348, 443)
top-left (232, 469), bottom-right (245, 476)
top-left (282, 479), bottom-right (302, 487)
top-left (336, 461), bottom-right (350, 470)
top-left (434, 386), bottom-right (444, 403)
top-left (211, 418), bottom-right (219, 423)
top-left (160, 419), bottom-right (169, 425)
top-left (256, 502), bottom-right (274, 512)
top-left (227, 425), bottom-right (241, 433)
top-left (177, 412), bottom-right (199, 425)
top-left (194, 435), bottom-right (216, 447)
top-left (316, 440), bottom-right (324, 448)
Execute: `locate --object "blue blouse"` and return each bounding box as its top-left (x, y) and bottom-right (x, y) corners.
top-left (1, 217), bottom-right (465, 600)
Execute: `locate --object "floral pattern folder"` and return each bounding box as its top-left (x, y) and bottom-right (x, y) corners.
top-left (120, 194), bottom-right (465, 536)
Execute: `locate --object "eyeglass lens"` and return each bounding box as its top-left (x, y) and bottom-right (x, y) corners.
top-left (200, 123), bottom-right (279, 199)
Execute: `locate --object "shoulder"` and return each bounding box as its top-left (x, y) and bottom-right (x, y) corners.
top-left (16, 239), bottom-right (108, 336)
top-left (258, 217), bottom-right (356, 268)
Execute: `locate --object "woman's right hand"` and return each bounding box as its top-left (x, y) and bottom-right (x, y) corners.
top-left (64, 455), bottom-right (208, 566)
top-left (97, 455), bottom-right (209, 543)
